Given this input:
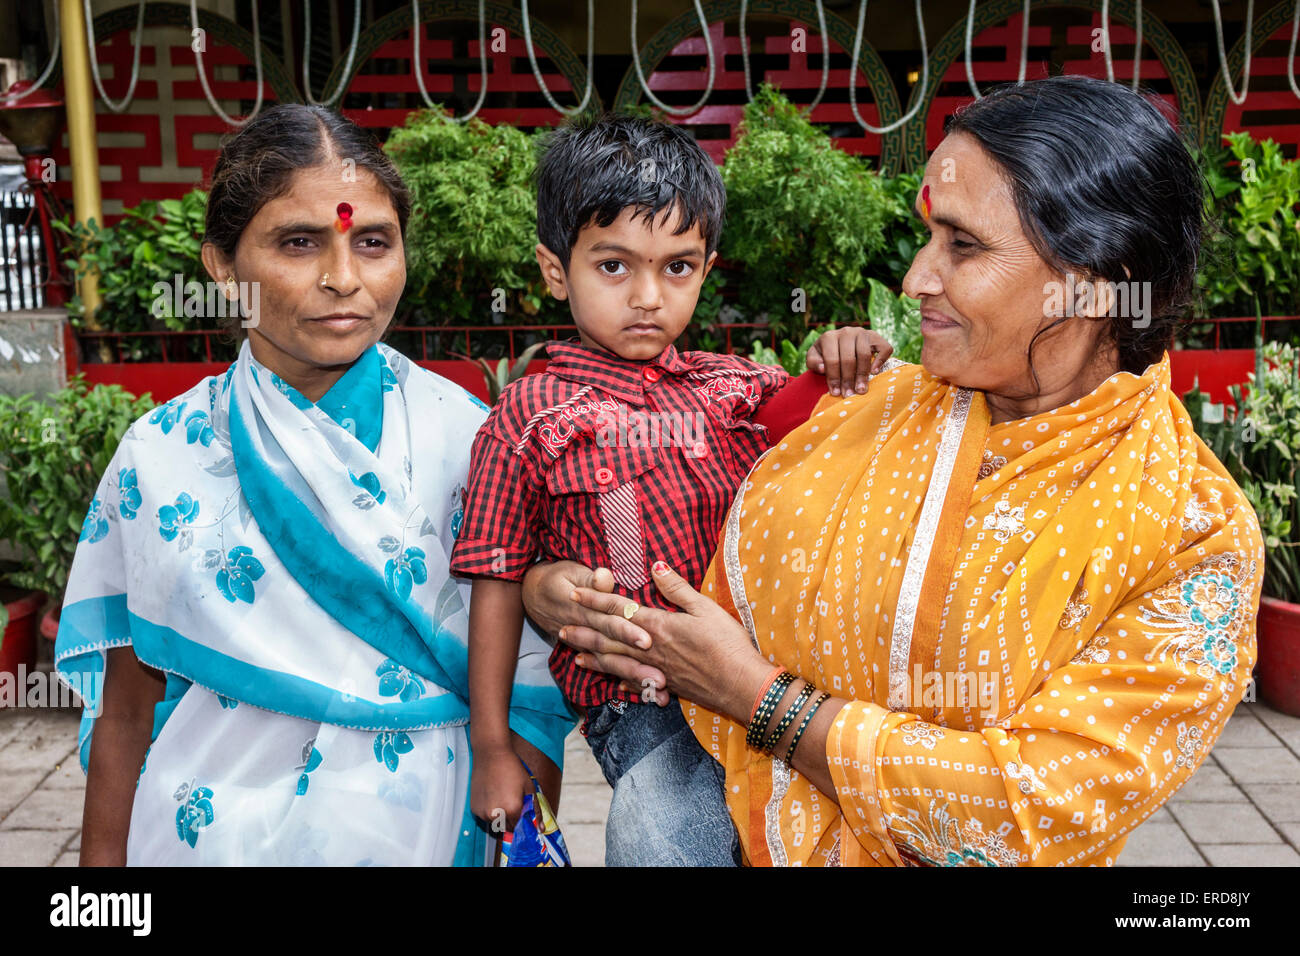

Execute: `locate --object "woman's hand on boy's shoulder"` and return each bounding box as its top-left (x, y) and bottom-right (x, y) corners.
top-left (807, 327), bottom-right (894, 396)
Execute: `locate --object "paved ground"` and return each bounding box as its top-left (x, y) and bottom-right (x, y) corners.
top-left (1, 688), bottom-right (1296, 866)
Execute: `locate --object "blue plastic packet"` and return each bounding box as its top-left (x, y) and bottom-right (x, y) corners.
top-left (498, 762), bottom-right (572, 867)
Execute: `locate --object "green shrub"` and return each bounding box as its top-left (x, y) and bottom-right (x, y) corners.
top-left (1185, 312), bottom-right (1299, 601)
top-left (1196, 133), bottom-right (1300, 322)
top-left (55, 190), bottom-right (212, 360)
top-left (749, 325), bottom-right (830, 375)
top-left (0, 378), bottom-right (155, 605)
top-left (386, 107), bottom-right (561, 325)
top-left (719, 85), bottom-right (893, 339)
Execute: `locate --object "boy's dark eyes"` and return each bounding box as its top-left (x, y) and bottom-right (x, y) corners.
top-left (666, 260), bottom-right (693, 276)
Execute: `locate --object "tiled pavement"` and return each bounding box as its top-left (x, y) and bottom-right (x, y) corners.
top-left (2, 691), bottom-right (1296, 867)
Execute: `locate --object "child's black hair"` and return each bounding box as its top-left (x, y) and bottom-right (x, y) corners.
top-left (534, 112), bottom-right (725, 271)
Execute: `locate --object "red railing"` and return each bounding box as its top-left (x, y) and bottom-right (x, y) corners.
top-left (72, 315), bottom-right (1298, 365)
top-left (73, 321), bottom-right (790, 364)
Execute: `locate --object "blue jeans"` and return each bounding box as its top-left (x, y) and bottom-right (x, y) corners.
top-left (584, 699), bottom-right (741, 867)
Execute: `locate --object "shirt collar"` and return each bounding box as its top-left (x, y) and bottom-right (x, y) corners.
top-left (544, 338), bottom-right (692, 405)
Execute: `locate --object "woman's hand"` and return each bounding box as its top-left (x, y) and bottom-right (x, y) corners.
top-left (806, 327), bottom-right (893, 396)
top-left (560, 562), bottom-right (773, 723)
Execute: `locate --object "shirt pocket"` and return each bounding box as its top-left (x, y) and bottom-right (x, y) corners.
top-left (546, 439), bottom-right (659, 590)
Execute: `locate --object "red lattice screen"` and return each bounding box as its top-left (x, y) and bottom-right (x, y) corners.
top-left (641, 20), bottom-right (887, 164)
top-left (1220, 21), bottom-right (1300, 157)
top-left (342, 25), bottom-right (582, 130)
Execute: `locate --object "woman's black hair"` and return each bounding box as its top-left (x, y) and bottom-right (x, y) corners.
top-left (943, 75), bottom-right (1205, 385)
top-left (203, 104), bottom-right (412, 337)
top-left (534, 112), bottom-right (725, 270)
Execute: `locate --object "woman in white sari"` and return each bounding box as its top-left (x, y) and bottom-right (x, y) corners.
top-left (55, 105), bottom-right (572, 866)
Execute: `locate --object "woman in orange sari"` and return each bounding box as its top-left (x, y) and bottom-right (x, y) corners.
top-left (522, 76), bottom-right (1264, 866)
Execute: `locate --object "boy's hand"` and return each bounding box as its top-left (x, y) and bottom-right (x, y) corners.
top-left (471, 746), bottom-right (534, 835)
top-left (807, 327), bottom-right (894, 396)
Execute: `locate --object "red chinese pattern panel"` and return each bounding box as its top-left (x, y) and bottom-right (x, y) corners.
top-left (642, 20), bottom-right (886, 165)
top-left (1219, 21), bottom-right (1300, 159)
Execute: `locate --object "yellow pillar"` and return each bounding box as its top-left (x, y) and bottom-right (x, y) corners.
top-left (58, 0), bottom-right (103, 323)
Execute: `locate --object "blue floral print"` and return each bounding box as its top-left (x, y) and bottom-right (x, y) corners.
top-left (373, 731), bottom-right (414, 772)
top-left (271, 372), bottom-right (313, 410)
top-left (175, 785), bottom-right (215, 848)
top-left (380, 362), bottom-right (398, 393)
top-left (79, 497), bottom-right (110, 543)
top-left (384, 547), bottom-right (428, 601)
top-left (117, 468), bottom-right (141, 520)
top-left (157, 493), bottom-right (200, 541)
top-left (216, 694), bottom-right (239, 709)
top-left (184, 410), bottom-right (215, 447)
top-left (296, 741), bottom-right (323, 796)
top-left (376, 658), bottom-right (425, 702)
top-left (216, 545), bottom-right (266, 603)
top-left (349, 471), bottom-right (387, 509)
top-left (148, 399), bottom-right (186, 434)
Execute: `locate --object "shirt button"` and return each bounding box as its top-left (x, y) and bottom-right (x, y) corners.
top-left (692, 441), bottom-right (709, 459)
top-left (643, 366), bottom-right (661, 384)
top-left (595, 467), bottom-right (614, 486)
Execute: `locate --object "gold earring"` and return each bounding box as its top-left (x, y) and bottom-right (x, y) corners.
top-left (225, 274), bottom-right (237, 297)
top-left (319, 273), bottom-right (330, 288)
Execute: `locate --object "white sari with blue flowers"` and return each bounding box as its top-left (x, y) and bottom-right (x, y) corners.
top-left (55, 340), bottom-right (574, 865)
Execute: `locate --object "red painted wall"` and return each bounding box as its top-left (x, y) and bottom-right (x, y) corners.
top-left (77, 360), bottom-right (551, 404)
top-left (77, 351), bottom-right (1257, 408)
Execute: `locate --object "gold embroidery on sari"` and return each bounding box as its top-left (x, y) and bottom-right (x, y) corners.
top-left (977, 449), bottom-right (1007, 480)
top-left (1004, 760), bottom-right (1047, 794)
top-left (887, 388), bottom-right (974, 710)
top-left (1174, 724), bottom-right (1203, 770)
top-left (982, 499), bottom-right (1026, 542)
top-left (902, 722), bottom-right (945, 750)
top-left (1138, 553), bottom-right (1257, 680)
top-left (887, 799), bottom-right (1025, 867)
top-left (721, 450), bottom-right (790, 866)
top-left (1059, 585), bottom-right (1092, 632)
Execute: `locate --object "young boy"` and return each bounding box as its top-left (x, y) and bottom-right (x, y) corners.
top-left (449, 114), bottom-right (892, 865)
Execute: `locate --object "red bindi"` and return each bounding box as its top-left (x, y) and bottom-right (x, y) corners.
top-left (335, 201), bottom-right (353, 233)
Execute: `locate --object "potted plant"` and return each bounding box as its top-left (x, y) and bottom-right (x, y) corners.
top-left (384, 106), bottom-right (563, 329)
top-left (55, 189), bottom-right (214, 363)
top-left (718, 85), bottom-right (895, 343)
top-left (0, 377), bottom-right (155, 658)
top-left (1184, 314), bottom-right (1300, 715)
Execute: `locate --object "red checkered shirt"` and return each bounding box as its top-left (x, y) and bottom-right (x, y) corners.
top-left (449, 339), bottom-right (789, 711)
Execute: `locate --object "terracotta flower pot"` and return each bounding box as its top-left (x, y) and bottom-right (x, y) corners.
top-left (40, 606), bottom-right (60, 642)
top-left (1, 591), bottom-right (44, 704)
top-left (1256, 595), bottom-right (1300, 717)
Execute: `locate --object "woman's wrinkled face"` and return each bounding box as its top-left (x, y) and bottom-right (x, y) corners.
top-left (203, 162), bottom-right (405, 400)
top-left (902, 133), bottom-right (1115, 418)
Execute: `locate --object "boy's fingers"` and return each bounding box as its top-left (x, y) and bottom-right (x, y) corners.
top-left (586, 566), bottom-right (617, 593)
top-left (819, 334), bottom-right (842, 394)
top-left (806, 341), bottom-right (825, 373)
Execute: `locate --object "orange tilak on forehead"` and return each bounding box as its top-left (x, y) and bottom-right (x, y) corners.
top-left (920, 184), bottom-right (931, 220)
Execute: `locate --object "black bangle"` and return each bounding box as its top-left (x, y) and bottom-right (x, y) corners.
top-left (785, 692), bottom-right (830, 764)
top-left (763, 680), bottom-right (816, 754)
top-left (746, 671), bottom-right (794, 749)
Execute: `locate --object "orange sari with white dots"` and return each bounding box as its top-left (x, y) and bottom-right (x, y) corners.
top-left (685, 354), bottom-right (1263, 866)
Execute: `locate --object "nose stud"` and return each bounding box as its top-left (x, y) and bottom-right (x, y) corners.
top-left (319, 273), bottom-right (330, 288)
